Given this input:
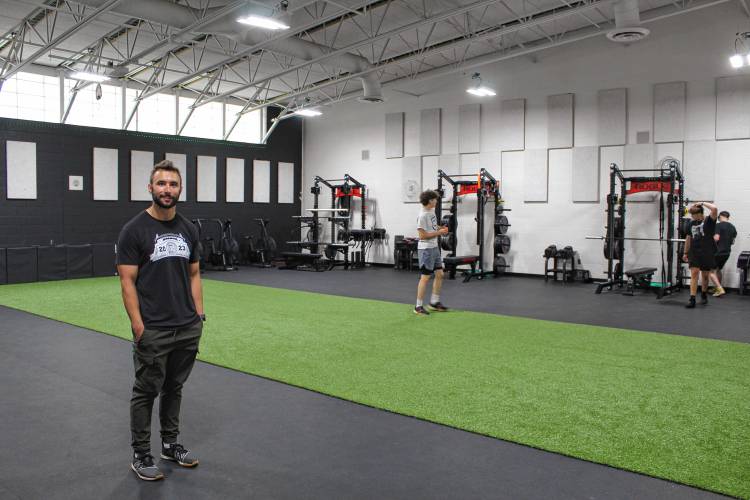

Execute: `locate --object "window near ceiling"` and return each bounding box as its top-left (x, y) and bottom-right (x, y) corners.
top-left (137, 93), bottom-right (176, 135)
top-left (65, 79), bottom-right (121, 129)
top-left (0, 72), bottom-right (59, 123)
top-left (225, 103), bottom-right (263, 144)
top-left (179, 96), bottom-right (222, 140)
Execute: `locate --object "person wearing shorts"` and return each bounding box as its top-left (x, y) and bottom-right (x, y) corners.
top-left (708, 211), bottom-right (737, 297)
top-left (414, 190), bottom-right (449, 315)
top-left (682, 202), bottom-right (718, 308)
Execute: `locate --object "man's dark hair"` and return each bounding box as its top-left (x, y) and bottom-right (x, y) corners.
top-left (419, 190), bottom-right (439, 206)
top-left (719, 210), bottom-right (730, 219)
top-left (688, 205), bottom-right (704, 215)
top-left (150, 160), bottom-right (182, 184)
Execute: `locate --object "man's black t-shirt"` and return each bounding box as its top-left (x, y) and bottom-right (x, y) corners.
top-left (716, 221), bottom-right (737, 256)
top-left (688, 215), bottom-right (717, 257)
top-left (116, 211), bottom-right (200, 329)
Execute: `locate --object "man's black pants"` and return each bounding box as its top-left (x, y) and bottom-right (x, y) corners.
top-left (130, 321), bottom-right (203, 454)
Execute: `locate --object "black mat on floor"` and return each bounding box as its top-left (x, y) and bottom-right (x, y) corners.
top-left (203, 266), bottom-right (750, 344)
top-left (0, 306), bottom-right (729, 500)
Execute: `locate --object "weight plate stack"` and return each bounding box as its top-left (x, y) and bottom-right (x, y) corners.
top-left (494, 234), bottom-right (511, 254)
top-left (493, 254), bottom-right (507, 275)
top-left (440, 232), bottom-right (457, 252)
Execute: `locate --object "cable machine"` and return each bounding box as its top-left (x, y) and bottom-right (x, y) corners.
top-left (590, 158), bottom-right (687, 298)
top-left (435, 168), bottom-right (510, 282)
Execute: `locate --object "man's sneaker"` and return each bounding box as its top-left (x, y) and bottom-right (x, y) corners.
top-left (131, 453), bottom-right (164, 481)
top-left (713, 287), bottom-right (726, 297)
top-left (160, 443), bottom-right (199, 467)
top-left (685, 297), bottom-right (696, 309)
top-left (428, 302), bottom-right (449, 312)
top-left (413, 306), bottom-right (430, 316)
top-left (700, 293), bottom-right (709, 305)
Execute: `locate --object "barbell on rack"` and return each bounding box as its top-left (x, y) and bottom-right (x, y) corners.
top-left (586, 236), bottom-right (686, 242)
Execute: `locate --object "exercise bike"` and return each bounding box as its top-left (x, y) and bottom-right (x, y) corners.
top-left (242, 218), bottom-right (277, 267)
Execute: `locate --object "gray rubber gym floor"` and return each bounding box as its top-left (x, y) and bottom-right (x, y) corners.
top-left (0, 268), bottom-right (743, 499)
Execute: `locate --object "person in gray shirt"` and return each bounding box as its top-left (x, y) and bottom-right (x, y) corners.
top-left (414, 190), bottom-right (450, 315)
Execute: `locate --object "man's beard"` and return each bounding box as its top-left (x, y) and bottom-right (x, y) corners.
top-left (152, 192), bottom-right (178, 209)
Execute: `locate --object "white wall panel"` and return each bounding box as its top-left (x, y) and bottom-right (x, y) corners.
top-left (500, 98), bottom-right (525, 151)
top-left (130, 150), bottom-right (153, 201)
top-left (165, 153), bottom-right (187, 201)
top-left (571, 146), bottom-right (599, 202)
top-left (253, 160), bottom-right (270, 203)
top-left (420, 108), bottom-right (441, 155)
top-left (653, 82), bottom-right (686, 143)
top-left (458, 103), bottom-right (481, 153)
top-left (385, 112), bottom-right (404, 158)
top-left (523, 149), bottom-right (548, 202)
top-left (226, 157), bottom-right (245, 203)
top-left (716, 75), bottom-right (750, 140)
top-left (93, 147), bottom-right (117, 201)
top-left (197, 156), bottom-right (217, 202)
top-left (598, 88), bottom-right (627, 146)
top-left (548, 93), bottom-right (574, 149)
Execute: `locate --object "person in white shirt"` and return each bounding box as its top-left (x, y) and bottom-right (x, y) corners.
top-left (414, 190), bottom-right (450, 315)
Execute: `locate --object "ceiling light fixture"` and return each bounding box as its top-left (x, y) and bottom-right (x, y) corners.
top-left (237, 15), bottom-right (289, 30)
top-left (466, 72), bottom-right (496, 97)
top-left (70, 71), bottom-right (110, 82)
top-left (729, 32), bottom-right (750, 68)
top-left (294, 108), bottom-right (322, 117)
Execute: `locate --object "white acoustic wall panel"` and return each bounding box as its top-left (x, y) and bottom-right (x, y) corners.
top-left (165, 153), bottom-right (187, 201)
top-left (480, 151), bottom-right (501, 179)
top-left (684, 141), bottom-right (716, 201)
top-left (547, 93), bottom-right (574, 149)
top-left (130, 150), bottom-right (153, 201)
top-left (226, 157), bottom-right (245, 203)
top-left (460, 153), bottom-right (481, 174)
top-left (654, 142), bottom-right (683, 166)
top-left (458, 103), bottom-right (481, 153)
top-left (401, 156), bottom-right (422, 203)
top-left (624, 144), bottom-right (654, 170)
top-left (523, 149), bottom-right (548, 202)
top-left (385, 112), bottom-right (404, 158)
top-left (438, 154), bottom-right (459, 200)
top-left (421, 155), bottom-right (440, 191)
top-left (253, 160), bottom-right (270, 203)
top-left (716, 75), bottom-right (750, 140)
top-left (420, 108), bottom-right (441, 156)
top-left (597, 88), bottom-right (627, 146)
top-left (500, 98), bottom-right (525, 151)
top-left (6, 140), bottom-right (36, 199)
top-left (93, 147), bottom-right (117, 201)
top-left (653, 82), bottom-right (686, 143)
top-left (278, 162), bottom-right (295, 204)
top-left (571, 146), bottom-right (599, 202)
top-left (197, 156), bottom-right (217, 202)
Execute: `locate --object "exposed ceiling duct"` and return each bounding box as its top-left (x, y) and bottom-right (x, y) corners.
top-left (607, 0), bottom-right (650, 43)
top-left (72, 0), bottom-right (384, 102)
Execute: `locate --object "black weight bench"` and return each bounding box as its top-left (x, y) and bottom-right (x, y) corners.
top-left (623, 267), bottom-right (657, 296)
top-left (443, 255), bottom-right (479, 282)
top-left (280, 252), bottom-right (324, 271)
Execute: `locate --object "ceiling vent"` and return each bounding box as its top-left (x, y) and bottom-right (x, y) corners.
top-left (606, 27), bottom-right (650, 43)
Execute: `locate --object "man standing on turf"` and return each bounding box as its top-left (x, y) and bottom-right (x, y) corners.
top-left (117, 160), bottom-right (204, 481)
top-left (682, 202), bottom-right (718, 308)
top-left (414, 190), bottom-right (450, 315)
top-left (708, 211), bottom-right (737, 297)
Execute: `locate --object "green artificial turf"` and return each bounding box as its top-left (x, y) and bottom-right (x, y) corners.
top-left (1, 277), bottom-right (748, 498)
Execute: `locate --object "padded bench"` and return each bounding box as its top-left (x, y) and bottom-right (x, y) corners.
top-left (280, 252), bottom-right (324, 271)
top-left (443, 255), bottom-right (479, 281)
top-left (623, 266), bottom-right (657, 295)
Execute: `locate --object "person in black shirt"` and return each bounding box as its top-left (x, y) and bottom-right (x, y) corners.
top-left (708, 211), bottom-right (737, 297)
top-left (682, 202), bottom-right (718, 308)
top-left (117, 160), bottom-right (204, 481)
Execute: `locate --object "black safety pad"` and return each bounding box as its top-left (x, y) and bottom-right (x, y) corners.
top-left (38, 246), bottom-right (67, 282)
top-left (93, 243), bottom-right (117, 277)
top-left (0, 248), bottom-right (6, 284)
top-left (67, 244), bottom-right (93, 279)
top-left (625, 267), bottom-right (657, 278)
top-left (7, 247), bottom-right (38, 284)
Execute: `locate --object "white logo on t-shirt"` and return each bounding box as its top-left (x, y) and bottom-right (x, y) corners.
top-left (150, 233), bottom-right (191, 262)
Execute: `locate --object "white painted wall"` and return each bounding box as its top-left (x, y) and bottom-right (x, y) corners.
top-left (303, 4), bottom-right (750, 288)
